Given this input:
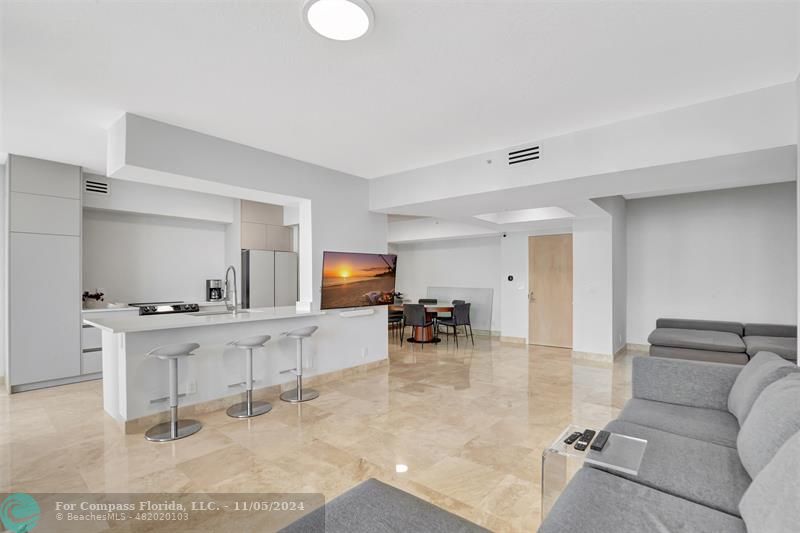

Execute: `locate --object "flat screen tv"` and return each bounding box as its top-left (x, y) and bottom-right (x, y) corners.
top-left (321, 251), bottom-right (397, 310)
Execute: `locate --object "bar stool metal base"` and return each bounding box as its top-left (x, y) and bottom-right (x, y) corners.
top-left (280, 388), bottom-right (319, 403)
top-left (226, 400), bottom-right (272, 418)
top-left (145, 419), bottom-right (203, 442)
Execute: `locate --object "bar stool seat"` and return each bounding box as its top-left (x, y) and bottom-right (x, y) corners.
top-left (226, 334), bottom-right (272, 418)
top-left (145, 342), bottom-right (203, 442)
top-left (280, 326), bottom-right (319, 403)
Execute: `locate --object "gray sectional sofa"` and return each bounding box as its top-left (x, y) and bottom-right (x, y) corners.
top-left (539, 352), bottom-right (800, 533)
top-left (648, 318), bottom-right (797, 364)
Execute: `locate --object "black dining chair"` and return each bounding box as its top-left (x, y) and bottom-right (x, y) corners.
top-left (388, 309), bottom-right (404, 342)
top-left (438, 303), bottom-right (474, 347)
top-left (402, 304), bottom-right (433, 349)
top-left (418, 298), bottom-right (439, 332)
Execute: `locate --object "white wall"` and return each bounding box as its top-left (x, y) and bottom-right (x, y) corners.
top-left (107, 114), bottom-right (389, 377)
top-left (572, 216), bottom-right (614, 355)
top-left (83, 174), bottom-right (236, 223)
top-left (394, 237), bottom-right (501, 332)
top-left (500, 233), bottom-right (531, 340)
top-left (0, 164), bottom-right (5, 378)
top-left (595, 196), bottom-right (627, 353)
top-left (627, 182), bottom-right (798, 344)
top-left (83, 209), bottom-right (227, 303)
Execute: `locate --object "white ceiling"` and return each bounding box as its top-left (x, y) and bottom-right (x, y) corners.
top-left (2, 1), bottom-right (798, 178)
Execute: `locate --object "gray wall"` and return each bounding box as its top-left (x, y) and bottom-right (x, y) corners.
top-left (627, 182), bottom-right (797, 344)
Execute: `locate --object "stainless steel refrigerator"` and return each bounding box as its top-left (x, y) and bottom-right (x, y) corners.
top-left (241, 250), bottom-right (298, 308)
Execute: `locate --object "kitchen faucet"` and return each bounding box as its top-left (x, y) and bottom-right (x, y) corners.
top-left (225, 265), bottom-right (238, 315)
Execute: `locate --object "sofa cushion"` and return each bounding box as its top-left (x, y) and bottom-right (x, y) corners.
top-left (728, 352), bottom-right (797, 425)
top-left (650, 345), bottom-right (749, 365)
top-left (618, 398), bottom-right (740, 448)
top-left (538, 467), bottom-right (746, 533)
top-left (743, 323), bottom-right (797, 338)
top-left (648, 328), bottom-right (746, 353)
top-left (598, 420), bottom-right (751, 516)
top-left (739, 430), bottom-right (800, 533)
top-left (280, 478), bottom-right (489, 533)
top-left (655, 318), bottom-right (744, 335)
top-left (743, 336), bottom-right (797, 360)
top-left (737, 374), bottom-right (800, 478)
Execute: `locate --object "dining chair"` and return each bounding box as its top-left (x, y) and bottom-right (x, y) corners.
top-left (402, 304), bottom-right (433, 349)
top-left (388, 310), bottom-right (403, 342)
top-left (438, 303), bottom-right (474, 347)
top-left (418, 299), bottom-right (440, 333)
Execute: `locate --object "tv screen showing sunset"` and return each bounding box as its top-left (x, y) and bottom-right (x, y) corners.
top-left (321, 252), bottom-right (397, 310)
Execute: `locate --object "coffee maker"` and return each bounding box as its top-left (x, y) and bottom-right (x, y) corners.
top-left (206, 279), bottom-right (224, 302)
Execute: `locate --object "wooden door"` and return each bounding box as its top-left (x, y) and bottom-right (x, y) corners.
top-left (528, 234), bottom-right (573, 348)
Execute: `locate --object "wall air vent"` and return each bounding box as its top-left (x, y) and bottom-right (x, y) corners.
top-left (508, 145), bottom-right (540, 165)
top-left (84, 177), bottom-right (110, 195)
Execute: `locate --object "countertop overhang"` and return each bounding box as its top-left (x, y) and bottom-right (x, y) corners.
top-left (83, 306), bottom-right (325, 334)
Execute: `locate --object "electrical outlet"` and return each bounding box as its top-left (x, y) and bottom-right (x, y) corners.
top-left (187, 380), bottom-right (197, 395)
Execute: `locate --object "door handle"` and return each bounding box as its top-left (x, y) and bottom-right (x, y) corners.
top-left (529, 291), bottom-right (535, 302)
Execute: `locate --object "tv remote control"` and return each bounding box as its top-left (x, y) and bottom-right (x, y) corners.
top-left (590, 430), bottom-right (610, 451)
top-left (563, 431), bottom-right (582, 445)
top-left (574, 429), bottom-right (596, 451)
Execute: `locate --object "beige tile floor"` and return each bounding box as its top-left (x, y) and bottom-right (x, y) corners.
top-left (0, 335), bottom-right (635, 532)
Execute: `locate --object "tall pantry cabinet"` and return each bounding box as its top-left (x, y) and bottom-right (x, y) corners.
top-left (5, 155), bottom-right (83, 392)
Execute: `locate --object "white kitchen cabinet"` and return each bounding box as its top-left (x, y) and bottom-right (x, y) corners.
top-left (9, 154), bottom-right (81, 199)
top-left (82, 350), bottom-right (102, 375)
top-left (82, 325), bottom-right (102, 350)
top-left (8, 232), bottom-right (81, 386)
top-left (9, 192), bottom-right (81, 236)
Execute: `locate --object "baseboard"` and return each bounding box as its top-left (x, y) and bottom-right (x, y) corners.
top-left (122, 358), bottom-right (389, 434)
top-left (10, 372), bottom-right (101, 393)
top-left (626, 343), bottom-right (650, 353)
top-left (571, 350), bottom-right (614, 364)
top-left (500, 336), bottom-right (526, 344)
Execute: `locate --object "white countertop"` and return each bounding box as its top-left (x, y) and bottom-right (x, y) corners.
top-left (83, 306), bottom-right (325, 333)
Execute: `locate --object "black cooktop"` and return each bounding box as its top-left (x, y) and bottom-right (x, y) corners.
top-left (129, 301), bottom-right (200, 316)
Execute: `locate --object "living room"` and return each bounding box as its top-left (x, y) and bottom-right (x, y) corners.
top-left (1, 1), bottom-right (798, 532)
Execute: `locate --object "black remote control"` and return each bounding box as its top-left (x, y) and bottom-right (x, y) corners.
top-left (564, 431), bottom-right (582, 445)
top-left (574, 429), bottom-right (596, 451)
top-left (590, 430), bottom-right (610, 451)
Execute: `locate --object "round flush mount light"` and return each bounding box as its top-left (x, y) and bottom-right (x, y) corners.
top-left (303, 0), bottom-right (374, 41)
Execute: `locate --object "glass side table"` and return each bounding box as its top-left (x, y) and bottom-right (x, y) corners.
top-left (541, 424), bottom-right (648, 520)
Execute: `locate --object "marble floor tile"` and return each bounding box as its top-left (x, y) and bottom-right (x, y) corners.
top-left (0, 336), bottom-right (635, 531)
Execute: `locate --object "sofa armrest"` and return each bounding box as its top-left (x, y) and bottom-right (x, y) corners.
top-left (632, 356), bottom-right (743, 410)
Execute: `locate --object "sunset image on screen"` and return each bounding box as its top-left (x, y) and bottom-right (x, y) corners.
top-left (321, 252), bottom-right (397, 309)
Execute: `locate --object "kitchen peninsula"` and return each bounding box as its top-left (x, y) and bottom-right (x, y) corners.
top-left (84, 306), bottom-right (345, 427)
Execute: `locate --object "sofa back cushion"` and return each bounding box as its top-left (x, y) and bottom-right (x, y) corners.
top-left (655, 318), bottom-right (743, 336)
top-left (737, 374), bottom-right (800, 478)
top-left (739, 430), bottom-right (800, 533)
top-left (743, 323), bottom-right (797, 338)
top-left (728, 352), bottom-right (797, 425)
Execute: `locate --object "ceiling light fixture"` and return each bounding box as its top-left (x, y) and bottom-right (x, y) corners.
top-left (303, 0), bottom-right (374, 41)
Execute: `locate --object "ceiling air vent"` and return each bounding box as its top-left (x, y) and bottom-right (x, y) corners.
top-left (84, 177), bottom-right (110, 195)
top-left (508, 145), bottom-right (540, 165)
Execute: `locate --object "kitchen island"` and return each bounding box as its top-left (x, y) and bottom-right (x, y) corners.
top-left (83, 306), bottom-right (388, 428)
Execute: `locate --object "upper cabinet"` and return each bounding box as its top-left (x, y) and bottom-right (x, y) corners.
top-left (9, 155), bottom-right (81, 199)
top-left (240, 200), bottom-right (294, 252)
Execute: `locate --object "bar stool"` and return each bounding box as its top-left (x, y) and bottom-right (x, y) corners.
top-left (145, 342), bottom-right (203, 442)
top-left (280, 326), bottom-right (319, 403)
top-left (226, 334), bottom-right (273, 418)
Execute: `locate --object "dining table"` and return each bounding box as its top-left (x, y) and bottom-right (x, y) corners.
top-left (388, 303), bottom-right (454, 344)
